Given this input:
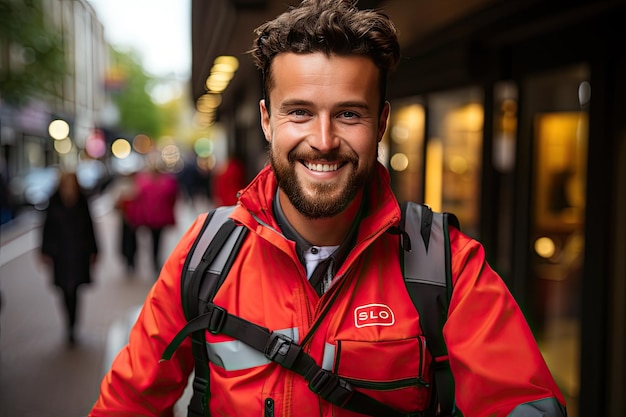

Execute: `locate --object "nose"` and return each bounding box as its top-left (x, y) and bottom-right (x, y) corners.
top-left (309, 114), bottom-right (339, 152)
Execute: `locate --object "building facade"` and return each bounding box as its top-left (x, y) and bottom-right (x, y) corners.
top-left (0, 0), bottom-right (108, 210)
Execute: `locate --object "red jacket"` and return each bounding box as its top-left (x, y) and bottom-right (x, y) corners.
top-left (91, 164), bottom-right (566, 416)
top-left (212, 157), bottom-right (246, 206)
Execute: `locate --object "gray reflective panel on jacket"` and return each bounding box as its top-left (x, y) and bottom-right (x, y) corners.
top-left (322, 343), bottom-right (336, 371)
top-left (507, 397), bottom-right (567, 417)
top-left (206, 327), bottom-right (299, 371)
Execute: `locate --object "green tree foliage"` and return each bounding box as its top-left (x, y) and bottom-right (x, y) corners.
top-left (108, 47), bottom-right (163, 139)
top-left (0, 0), bottom-right (66, 105)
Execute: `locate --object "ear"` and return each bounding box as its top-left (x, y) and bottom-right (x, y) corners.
top-left (377, 101), bottom-right (391, 142)
top-left (259, 99), bottom-right (271, 143)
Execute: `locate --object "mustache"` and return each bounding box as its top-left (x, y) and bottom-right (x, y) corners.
top-left (287, 149), bottom-right (358, 165)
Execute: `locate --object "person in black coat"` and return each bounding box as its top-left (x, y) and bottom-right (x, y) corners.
top-left (40, 171), bottom-right (98, 345)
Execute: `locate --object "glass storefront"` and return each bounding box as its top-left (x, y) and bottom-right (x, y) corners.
top-left (524, 65), bottom-right (589, 417)
top-left (387, 71), bottom-right (587, 415)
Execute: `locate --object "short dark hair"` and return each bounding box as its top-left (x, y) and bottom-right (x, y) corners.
top-left (250, 0), bottom-right (400, 113)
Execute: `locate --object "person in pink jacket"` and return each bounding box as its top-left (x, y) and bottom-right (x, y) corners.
top-left (133, 162), bottom-right (178, 273)
top-left (91, 1), bottom-right (567, 416)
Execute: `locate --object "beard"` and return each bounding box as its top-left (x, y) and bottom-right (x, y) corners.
top-left (269, 146), bottom-right (374, 219)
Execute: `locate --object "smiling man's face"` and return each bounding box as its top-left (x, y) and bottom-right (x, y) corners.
top-left (260, 52), bottom-right (389, 219)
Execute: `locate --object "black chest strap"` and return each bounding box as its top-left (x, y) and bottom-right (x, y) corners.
top-left (163, 300), bottom-right (425, 417)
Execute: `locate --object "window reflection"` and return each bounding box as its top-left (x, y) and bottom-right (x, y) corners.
top-left (426, 88), bottom-right (484, 238)
top-left (384, 102), bottom-right (425, 204)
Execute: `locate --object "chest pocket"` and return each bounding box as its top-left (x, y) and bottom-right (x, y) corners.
top-left (328, 336), bottom-right (432, 413)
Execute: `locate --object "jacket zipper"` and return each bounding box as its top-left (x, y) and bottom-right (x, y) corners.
top-left (300, 269), bottom-right (350, 347)
top-left (264, 397), bottom-right (275, 417)
top-left (342, 376), bottom-right (430, 390)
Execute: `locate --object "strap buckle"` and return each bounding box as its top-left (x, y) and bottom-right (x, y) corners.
top-left (308, 369), bottom-right (354, 407)
top-left (207, 305), bottom-right (227, 334)
top-left (191, 376), bottom-right (208, 392)
top-left (264, 332), bottom-right (301, 368)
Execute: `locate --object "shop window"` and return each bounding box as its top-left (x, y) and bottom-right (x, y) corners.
top-left (384, 101), bottom-right (425, 204)
top-left (425, 87), bottom-right (484, 238)
top-left (525, 64), bottom-right (589, 417)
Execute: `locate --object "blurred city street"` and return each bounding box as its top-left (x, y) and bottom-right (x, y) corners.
top-left (0, 191), bottom-right (208, 417)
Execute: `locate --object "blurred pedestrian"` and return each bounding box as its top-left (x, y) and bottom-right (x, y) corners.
top-left (177, 152), bottom-right (213, 210)
top-left (134, 161), bottom-right (179, 274)
top-left (40, 171), bottom-right (98, 345)
top-left (110, 171), bottom-right (140, 273)
top-left (212, 150), bottom-right (246, 206)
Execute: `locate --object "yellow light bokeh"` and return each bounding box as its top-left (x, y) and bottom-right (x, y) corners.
top-left (205, 77), bottom-right (230, 92)
top-left (54, 137), bottom-right (73, 154)
top-left (197, 94), bottom-right (222, 112)
top-left (534, 237), bottom-right (556, 259)
top-left (112, 138), bottom-right (132, 159)
top-left (390, 153), bottom-right (409, 172)
top-left (205, 56), bottom-right (238, 94)
top-left (48, 119), bottom-right (70, 140)
top-left (214, 55), bottom-right (239, 71)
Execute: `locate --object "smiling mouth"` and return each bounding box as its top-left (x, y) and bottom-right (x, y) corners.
top-left (304, 161), bottom-right (340, 172)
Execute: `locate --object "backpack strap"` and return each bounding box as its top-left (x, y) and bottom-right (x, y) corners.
top-left (165, 299), bottom-right (423, 417)
top-left (164, 205), bottom-right (247, 417)
top-left (401, 202), bottom-right (458, 417)
top-left (182, 206), bottom-right (247, 321)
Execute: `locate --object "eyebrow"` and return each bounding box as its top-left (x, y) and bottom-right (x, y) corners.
top-left (278, 99), bottom-right (313, 111)
top-left (278, 99), bottom-right (371, 112)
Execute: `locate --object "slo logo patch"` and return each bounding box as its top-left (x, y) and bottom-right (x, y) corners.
top-left (354, 304), bottom-right (395, 328)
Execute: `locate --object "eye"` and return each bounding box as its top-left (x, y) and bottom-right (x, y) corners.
top-left (289, 109), bottom-right (309, 117)
top-left (340, 111), bottom-right (358, 119)
top-left (337, 111), bottom-right (362, 123)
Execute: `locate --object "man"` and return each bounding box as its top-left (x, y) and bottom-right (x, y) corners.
top-left (91, 1), bottom-right (567, 416)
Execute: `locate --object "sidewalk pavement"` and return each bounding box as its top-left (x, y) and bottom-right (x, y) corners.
top-left (0, 208), bottom-right (44, 267)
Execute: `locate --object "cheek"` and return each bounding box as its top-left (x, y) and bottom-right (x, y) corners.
top-left (348, 128), bottom-right (379, 158)
top-left (363, 144), bottom-right (379, 165)
top-left (268, 133), bottom-right (290, 159)
top-left (271, 123), bottom-right (303, 149)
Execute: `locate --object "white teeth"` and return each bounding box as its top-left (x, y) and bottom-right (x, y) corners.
top-left (306, 162), bottom-right (338, 172)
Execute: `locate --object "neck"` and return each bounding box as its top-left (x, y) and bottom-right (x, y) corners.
top-left (278, 189), bottom-right (364, 247)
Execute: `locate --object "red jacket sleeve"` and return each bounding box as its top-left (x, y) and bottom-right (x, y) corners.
top-left (89, 214), bottom-right (208, 416)
top-left (445, 227), bottom-right (566, 416)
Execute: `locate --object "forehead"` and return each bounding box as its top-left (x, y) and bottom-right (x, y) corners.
top-left (268, 52), bottom-right (381, 104)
